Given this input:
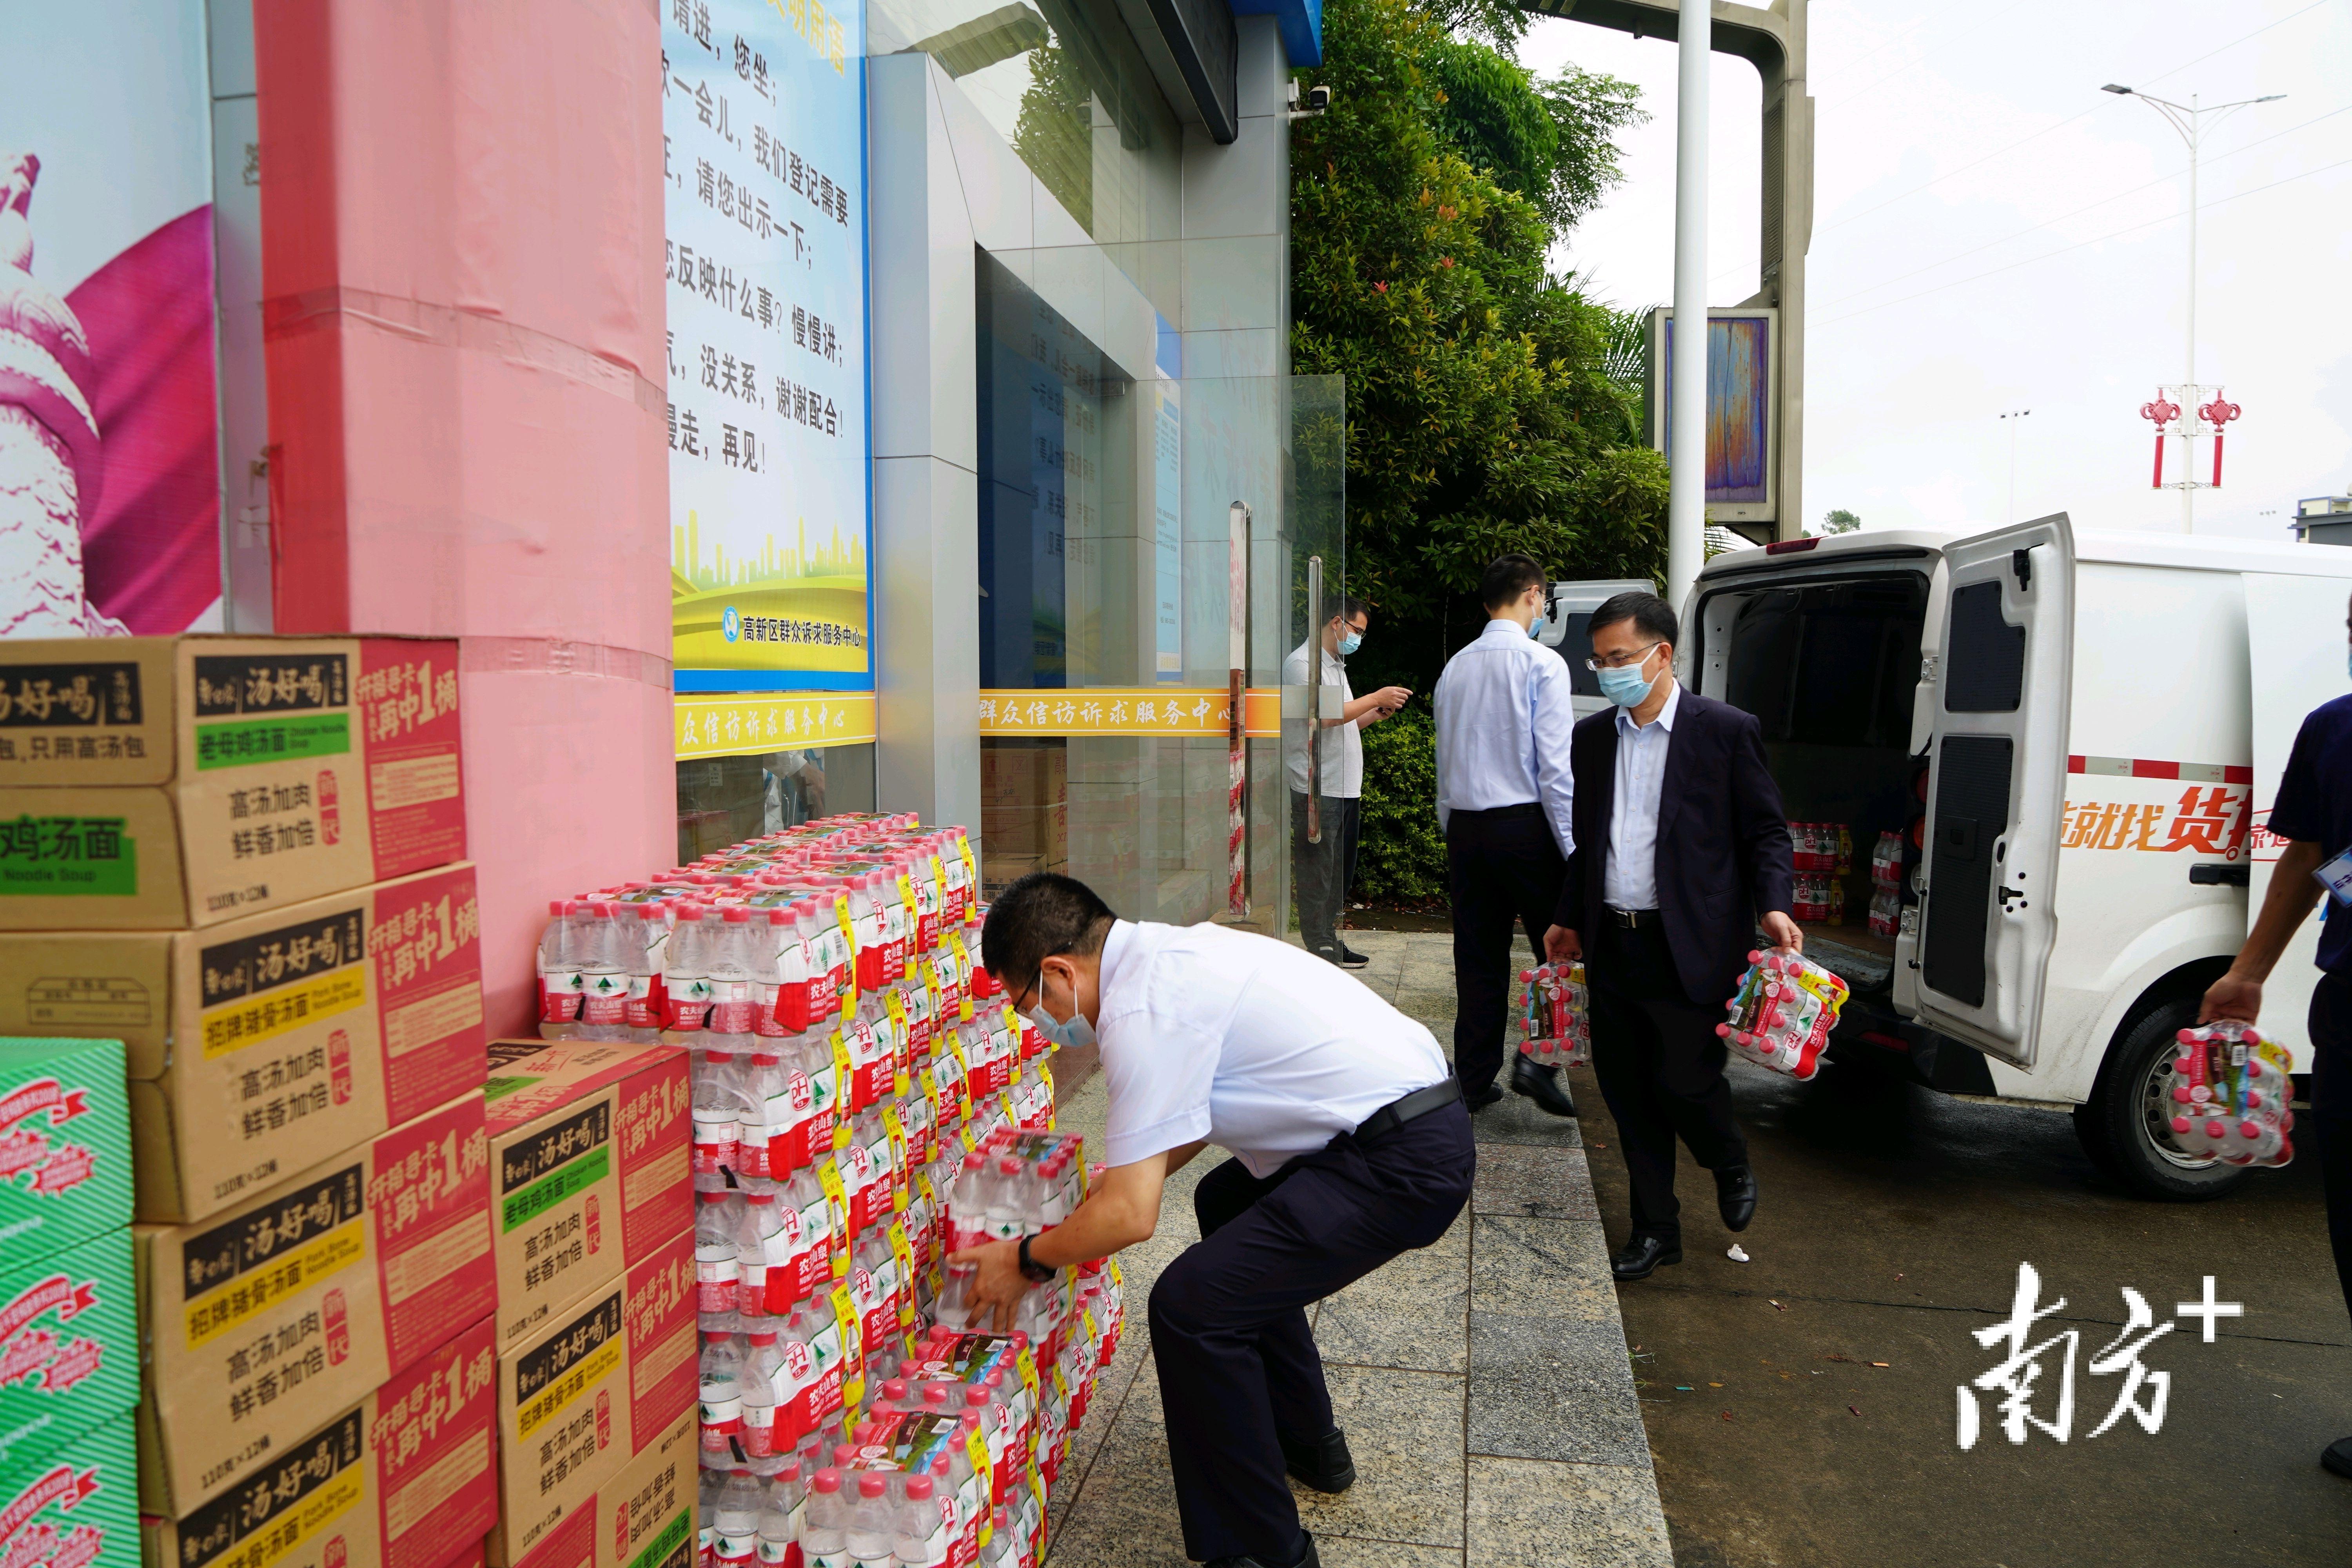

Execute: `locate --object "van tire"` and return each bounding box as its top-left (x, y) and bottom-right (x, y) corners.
top-left (2075, 996), bottom-right (2253, 1201)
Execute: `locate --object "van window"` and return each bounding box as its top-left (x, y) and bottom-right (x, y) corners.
top-left (1556, 612), bottom-right (1599, 697)
top-left (1724, 575), bottom-right (1926, 748)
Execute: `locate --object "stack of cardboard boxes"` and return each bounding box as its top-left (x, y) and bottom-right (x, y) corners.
top-left (481, 1039), bottom-right (694, 1568)
top-left (0, 637), bottom-right (501, 1568)
top-left (978, 742), bottom-right (1067, 898)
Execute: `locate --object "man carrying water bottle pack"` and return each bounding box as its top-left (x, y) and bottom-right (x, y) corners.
top-left (950, 872), bottom-right (1474, 1568)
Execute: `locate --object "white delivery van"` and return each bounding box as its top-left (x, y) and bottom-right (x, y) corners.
top-left (1557, 515), bottom-right (2352, 1200)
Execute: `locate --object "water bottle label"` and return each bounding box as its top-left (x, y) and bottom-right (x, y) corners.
top-left (715, 1531), bottom-right (759, 1562)
top-left (700, 1393), bottom-right (743, 1425)
top-left (805, 1553), bottom-right (849, 1568)
top-left (539, 976), bottom-right (584, 1022)
top-left (853, 1555), bottom-right (893, 1568)
top-left (755, 1543), bottom-right (791, 1566)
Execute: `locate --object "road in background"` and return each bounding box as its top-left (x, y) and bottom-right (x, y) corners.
top-left (1569, 1051), bottom-right (2352, 1566)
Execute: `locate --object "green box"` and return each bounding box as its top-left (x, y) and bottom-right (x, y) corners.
top-left (0, 1410), bottom-right (137, 1568)
top-left (0, 1229), bottom-right (134, 1468)
top-left (0, 1039), bottom-right (131, 1253)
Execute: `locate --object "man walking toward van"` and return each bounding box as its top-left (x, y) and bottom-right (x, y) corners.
top-left (2200, 611), bottom-right (2352, 1482)
top-left (1544, 591), bottom-right (1800, 1280)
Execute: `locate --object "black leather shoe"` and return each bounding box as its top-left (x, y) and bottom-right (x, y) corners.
top-left (1337, 943), bottom-right (1370, 969)
top-left (1207, 1531), bottom-right (1320, 1568)
top-left (1465, 1082), bottom-right (1504, 1111)
top-left (1280, 1427), bottom-right (1356, 1493)
top-left (1715, 1165), bottom-right (1758, 1232)
top-left (1510, 1058), bottom-right (1577, 1118)
top-left (2325, 1436), bottom-right (2352, 1480)
top-left (1612, 1234), bottom-right (1682, 1281)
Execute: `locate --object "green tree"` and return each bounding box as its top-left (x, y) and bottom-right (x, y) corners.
top-left (1290, 0), bottom-right (1662, 695)
top-left (1819, 508), bottom-right (1862, 534)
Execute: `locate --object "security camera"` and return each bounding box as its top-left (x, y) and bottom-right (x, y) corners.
top-left (1287, 82), bottom-right (1332, 120)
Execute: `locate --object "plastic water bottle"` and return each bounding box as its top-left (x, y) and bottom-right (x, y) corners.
top-left (710, 907), bottom-right (760, 1033)
top-left (700, 1322), bottom-right (746, 1454)
top-left (695, 1045), bottom-right (760, 1178)
top-left (699, 1456), bottom-right (730, 1568)
top-left (739, 1189), bottom-right (790, 1317)
top-left (765, 908), bottom-right (812, 1034)
top-left (894, 1475), bottom-right (948, 1568)
top-left (698, 1190), bottom-right (746, 1314)
top-left (757, 1459), bottom-right (806, 1568)
top-left (739, 1326), bottom-right (784, 1457)
top-left (986, 1157), bottom-right (1030, 1243)
top-left (625, 902), bottom-right (671, 1042)
top-left (668, 903), bottom-right (715, 1031)
top-left (802, 1470), bottom-right (849, 1568)
top-left (537, 899), bottom-right (585, 1036)
top-left (846, 1471), bottom-right (897, 1568)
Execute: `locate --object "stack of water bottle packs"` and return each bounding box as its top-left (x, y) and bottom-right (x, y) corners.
top-left (534, 812), bottom-right (1127, 1566)
top-left (1516, 962), bottom-right (1592, 1068)
top-left (1717, 948), bottom-right (1850, 1080)
top-left (2162, 1020), bottom-right (2296, 1168)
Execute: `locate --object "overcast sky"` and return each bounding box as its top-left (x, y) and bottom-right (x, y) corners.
top-left (1519, 0), bottom-right (2352, 542)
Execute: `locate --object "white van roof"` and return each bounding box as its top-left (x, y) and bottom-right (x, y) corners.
top-left (1699, 524), bottom-right (2352, 581)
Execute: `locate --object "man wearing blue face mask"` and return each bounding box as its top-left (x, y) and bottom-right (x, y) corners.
top-left (1285, 596), bottom-right (1411, 967)
top-left (1543, 590), bottom-right (1798, 1281)
top-left (950, 871), bottom-right (1469, 1568)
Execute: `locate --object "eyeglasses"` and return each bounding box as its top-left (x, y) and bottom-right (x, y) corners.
top-left (1584, 642), bottom-right (1664, 673)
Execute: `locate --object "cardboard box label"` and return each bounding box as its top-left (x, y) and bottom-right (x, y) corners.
top-left (0, 664), bottom-right (144, 734)
top-left (0, 815), bottom-right (138, 899)
top-left (180, 1165), bottom-right (367, 1351)
top-left (515, 1296), bottom-right (624, 1444)
top-left (199, 909), bottom-right (371, 1062)
top-left (502, 1105), bottom-right (612, 1236)
top-left (176, 1408), bottom-right (367, 1568)
top-left (371, 1318), bottom-right (499, 1568)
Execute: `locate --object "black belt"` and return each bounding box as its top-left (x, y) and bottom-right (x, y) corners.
top-left (1604, 907), bottom-right (1664, 929)
top-left (1450, 802), bottom-right (1545, 822)
top-left (1354, 1078), bottom-right (1463, 1142)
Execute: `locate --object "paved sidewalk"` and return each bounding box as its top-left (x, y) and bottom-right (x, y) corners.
top-left (1044, 929), bottom-right (1672, 1567)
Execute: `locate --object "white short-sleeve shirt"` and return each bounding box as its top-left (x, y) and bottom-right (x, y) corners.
top-left (1094, 920), bottom-right (1450, 1178)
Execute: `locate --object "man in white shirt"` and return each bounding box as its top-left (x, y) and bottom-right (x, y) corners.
top-left (951, 873), bottom-right (1472, 1568)
top-left (1284, 595), bottom-right (1410, 967)
top-left (1432, 553), bottom-right (1579, 1117)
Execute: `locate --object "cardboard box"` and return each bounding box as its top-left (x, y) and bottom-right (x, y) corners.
top-left (980, 801), bottom-right (1067, 860)
top-left (0, 637), bottom-right (465, 930)
top-left (482, 1040), bottom-right (691, 1352)
top-left (142, 1315), bottom-right (501, 1568)
top-left (0, 1408), bottom-right (138, 1568)
top-left (490, 1234), bottom-right (695, 1568)
top-left (978, 854), bottom-right (1065, 900)
top-left (0, 861), bottom-right (486, 1223)
top-left (0, 1227), bottom-right (134, 1468)
top-left (508, 1409), bottom-right (693, 1568)
top-left (0, 1037), bottom-right (129, 1252)
top-left (136, 1091), bottom-right (495, 1517)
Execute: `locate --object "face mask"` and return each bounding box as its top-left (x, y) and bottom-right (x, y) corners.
top-left (1595, 652), bottom-right (1658, 708)
top-left (1526, 613), bottom-right (1548, 642)
top-left (1023, 969), bottom-right (1096, 1051)
top-left (1338, 632), bottom-right (1362, 657)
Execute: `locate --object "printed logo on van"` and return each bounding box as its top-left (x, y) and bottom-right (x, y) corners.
top-left (2060, 785), bottom-right (2250, 857)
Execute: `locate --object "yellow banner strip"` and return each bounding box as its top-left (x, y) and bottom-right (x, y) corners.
top-left (675, 692), bottom-right (878, 759)
top-left (980, 688), bottom-right (1278, 739)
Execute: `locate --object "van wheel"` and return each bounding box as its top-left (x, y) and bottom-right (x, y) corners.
top-left (2075, 998), bottom-right (2254, 1201)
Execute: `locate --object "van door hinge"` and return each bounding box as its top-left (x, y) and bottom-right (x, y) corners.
top-left (2012, 548), bottom-right (2033, 590)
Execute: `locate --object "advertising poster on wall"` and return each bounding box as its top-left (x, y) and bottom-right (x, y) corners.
top-left (664, 0), bottom-right (873, 705)
top-left (0, 0), bottom-right (223, 640)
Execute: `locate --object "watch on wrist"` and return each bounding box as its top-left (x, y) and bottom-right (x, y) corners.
top-left (1017, 1234), bottom-right (1054, 1283)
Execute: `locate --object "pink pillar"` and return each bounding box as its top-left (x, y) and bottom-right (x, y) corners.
top-left (257, 0), bottom-right (674, 1034)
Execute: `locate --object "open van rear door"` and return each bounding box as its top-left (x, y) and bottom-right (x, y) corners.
top-left (1913, 513), bottom-right (2075, 1066)
top-left (1540, 579), bottom-right (1657, 720)
top-left (2240, 573), bottom-right (2352, 1073)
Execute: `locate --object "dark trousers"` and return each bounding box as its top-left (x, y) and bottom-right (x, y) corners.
top-left (2310, 973), bottom-right (2352, 1330)
top-left (1291, 792), bottom-right (1363, 954)
top-left (1447, 805), bottom-right (1566, 1095)
top-left (1149, 1103), bottom-right (1475, 1563)
top-left (1589, 917), bottom-right (1747, 1242)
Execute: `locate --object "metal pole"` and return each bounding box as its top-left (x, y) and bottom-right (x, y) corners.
top-left (1667, 0), bottom-right (1711, 608)
top-left (2182, 95), bottom-right (2198, 534)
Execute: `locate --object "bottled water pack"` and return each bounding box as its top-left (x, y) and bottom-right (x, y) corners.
top-left (1717, 948), bottom-right (1848, 1080)
top-left (2163, 1020), bottom-right (2295, 1168)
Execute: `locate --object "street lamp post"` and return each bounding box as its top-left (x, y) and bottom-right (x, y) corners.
top-left (1666, 0), bottom-right (1712, 608)
top-left (2101, 83), bottom-right (2283, 533)
top-left (2000, 408), bottom-right (2030, 525)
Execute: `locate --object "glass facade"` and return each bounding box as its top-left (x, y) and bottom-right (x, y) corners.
top-left (676, 743), bottom-right (879, 860)
top-left (869, 0), bottom-right (1182, 264)
top-left (973, 249), bottom-right (1339, 930)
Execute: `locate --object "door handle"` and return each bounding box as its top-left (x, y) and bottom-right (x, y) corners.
top-left (1996, 884), bottom-right (2024, 910)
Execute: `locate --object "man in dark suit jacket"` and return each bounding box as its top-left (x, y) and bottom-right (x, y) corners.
top-left (1544, 591), bottom-right (1797, 1281)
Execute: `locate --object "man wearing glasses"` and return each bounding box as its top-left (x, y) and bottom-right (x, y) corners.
top-left (1543, 590), bottom-right (1798, 1281)
top-left (950, 871), bottom-right (1472, 1568)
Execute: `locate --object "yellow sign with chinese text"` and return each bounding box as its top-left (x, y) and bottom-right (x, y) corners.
top-left (978, 688), bottom-right (1278, 739)
top-left (674, 692), bottom-right (877, 759)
